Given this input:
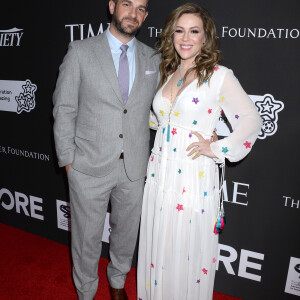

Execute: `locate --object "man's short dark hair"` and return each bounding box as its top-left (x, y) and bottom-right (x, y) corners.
top-left (113, 0), bottom-right (149, 9)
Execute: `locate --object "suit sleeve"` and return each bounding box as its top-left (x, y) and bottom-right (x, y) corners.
top-left (53, 42), bottom-right (80, 167)
top-left (210, 70), bottom-right (263, 163)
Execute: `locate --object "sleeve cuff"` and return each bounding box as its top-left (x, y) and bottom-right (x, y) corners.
top-left (210, 141), bottom-right (225, 164)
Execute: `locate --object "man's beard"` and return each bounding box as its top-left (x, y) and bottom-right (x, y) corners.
top-left (112, 14), bottom-right (141, 37)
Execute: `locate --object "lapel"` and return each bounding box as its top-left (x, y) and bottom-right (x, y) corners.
top-left (127, 40), bottom-right (147, 105)
top-left (91, 33), bottom-right (123, 104)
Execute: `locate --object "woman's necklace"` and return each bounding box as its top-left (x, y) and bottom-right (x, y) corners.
top-left (177, 65), bottom-right (184, 87)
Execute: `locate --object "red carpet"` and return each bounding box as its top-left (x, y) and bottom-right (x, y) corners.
top-left (0, 223), bottom-right (241, 299)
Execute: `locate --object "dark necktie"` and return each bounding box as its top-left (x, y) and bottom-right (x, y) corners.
top-left (118, 44), bottom-right (129, 104)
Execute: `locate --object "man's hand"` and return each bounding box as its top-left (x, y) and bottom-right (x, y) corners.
top-left (65, 164), bottom-right (72, 173)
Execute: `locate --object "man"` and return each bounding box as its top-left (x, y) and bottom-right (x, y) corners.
top-left (53, 0), bottom-right (160, 299)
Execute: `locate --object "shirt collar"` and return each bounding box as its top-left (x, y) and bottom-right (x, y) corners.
top-left (106, 29), bottom-right (135, 54)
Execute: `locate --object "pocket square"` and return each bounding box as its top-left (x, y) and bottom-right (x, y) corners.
top-left (145, 70), bottom-right (157, 75)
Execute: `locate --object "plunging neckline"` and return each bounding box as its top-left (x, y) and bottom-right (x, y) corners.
top-left (161, 73), bottom-right (198, 105)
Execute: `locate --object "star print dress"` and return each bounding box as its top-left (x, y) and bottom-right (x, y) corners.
top-left (137, 66), bottom-right (262, 300)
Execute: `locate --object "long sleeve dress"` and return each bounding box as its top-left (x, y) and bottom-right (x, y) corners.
top-left (137, 66), bottom-right (262, 300)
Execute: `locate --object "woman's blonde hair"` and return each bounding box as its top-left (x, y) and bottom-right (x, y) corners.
top-left (157, 3), bottom-right (221, 88)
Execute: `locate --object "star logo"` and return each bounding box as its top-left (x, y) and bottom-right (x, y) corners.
top-left (243, 141), bottom-right (251, 149)
top-left (261, 100), bottom-right (274, 113)
top-left (178, 169), bottom-right (182, 174)
top-left (208, 109), bottom-right (212, 114)
top-left (202, 268), bottom-right (208, 275)
top-left (171, 128), bottom-right (177, 135)
top-left (235, 114), bottom-right (239, 119)
top-left (222, 147), bottom-right (228, 154)
top-left (253, 93), bottom-right (284, 139)
top-left (193, 120), bottom-right (197, 125)
top-left (192, 97), bottom-right (199, 104)
top-left (199, 171), bottom-right (204, 179)
top-left (159, 110), bottom-right (164, 116)
top-left (22, 80), bottom-right (37, 96)
top-left (176, 204), bottom-right (184, 211)
top-left (174, 111), bottom-right (180, 117)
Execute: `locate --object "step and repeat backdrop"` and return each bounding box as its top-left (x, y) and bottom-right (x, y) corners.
top-left (0, 0), bottom-right (299, 299)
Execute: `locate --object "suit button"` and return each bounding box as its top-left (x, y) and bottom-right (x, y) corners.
top-left (119, 134), bottom-right (123, 138)
top-left (124, 109), bottom-right (127, 114)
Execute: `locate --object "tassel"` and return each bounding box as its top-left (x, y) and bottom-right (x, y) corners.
top-left (214, 211), bottom-right (226, 234)
top-left (167, 123), bottom-right (170, 142)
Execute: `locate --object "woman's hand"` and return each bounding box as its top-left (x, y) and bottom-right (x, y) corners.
top-left (186, 131), bottom-right (217, 160)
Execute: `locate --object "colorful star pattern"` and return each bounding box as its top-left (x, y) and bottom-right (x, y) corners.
top-left (149, 121), bottom-right (154, 127)
top-left (208, 109), bottom-right (212, 114)
top-left (176, 204), bottom-right (184, 211)
top-left (243, 141), bottom-right (251, 149)
top-left (193, 120), bottom-right (197, 125)
top-left (222, 147), bottom-right (228, 154)
top-left (182, 187), bottom-right (186, 194)
top-left (159, 110), bottom-right (164, 116)
top-left (147, 283), bottom-right (150, 287)
top-left (178, 169), bottom-right (182, 174)
top-left (155, 280), bottom-right (157, 286)
top-left (220, 97), bottom-right (225, 102)
top-left (151, 173), bottom-right (155, 177)
top-left (151, 263), bottom-right (154, 268)
top-left (196, 279), bottom-right (200, 284)
top-left (204, 80), bottom-right (208, 83)
top-left (204, 192), bottom-right (207, 196)
top-left (199, 171), bottom-right (204, 179)
top-left (189, 133), bottom-right (193, 138)
top-left (159, 147), bottom-right (162, 151)
top-left (173, 148), bottom-right (177, 152)
top-left (150, 156), bottom-right (154, 161)
top-left (171, 128), bottom-right (177, 135)
top-left (202, 209), bottom-right (205, 214)
top-left (213, 258), bottom-right (217, 263)
top-left (192, 97), bottom-right (199, 104)
top-left (174, 111), bottom-right (180, 117)
top-left (235, 114), bottom-right (239, 119)
top-left (214, 66), bottom-right (220, 71)
top-left (202, 268), bottom-right (208, 275)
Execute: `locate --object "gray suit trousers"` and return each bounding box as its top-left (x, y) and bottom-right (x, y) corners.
top-left (68, 159), bottom-right (145, 300)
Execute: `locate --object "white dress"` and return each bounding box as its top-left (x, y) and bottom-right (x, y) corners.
top-left (137, 66), bottom-right (262, 300)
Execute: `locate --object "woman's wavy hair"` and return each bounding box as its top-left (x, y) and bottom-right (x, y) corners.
top-left (157, 3), bottom-right (221, 88)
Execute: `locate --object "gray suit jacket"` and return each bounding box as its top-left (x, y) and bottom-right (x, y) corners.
top-left (53, 32), bottom-right (160, 181)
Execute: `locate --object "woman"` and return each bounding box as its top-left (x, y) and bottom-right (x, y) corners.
top-left (137, 3), bottom-right (262, 300)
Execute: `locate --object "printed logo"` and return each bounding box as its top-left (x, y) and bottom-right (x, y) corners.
top-left (0, 79), bottom-right (37, 114)
top-left (0, 28), bottom-right (24, 46)
top-left (56, 200), bottom-right (71, 231)
top-left (0, 145), bottom-right (50, 162)
top-left (221, 27), bottom-right (299, 39)
top-left (216, 94), bottom-right (284, 139)
top-left (65, 23), bottom-right (109, 42)
top-left (285, 257), bottom-right (300, 296)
